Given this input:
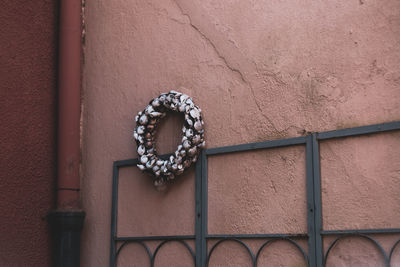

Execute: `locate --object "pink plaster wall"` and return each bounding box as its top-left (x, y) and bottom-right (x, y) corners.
top-left (208, 146), bottom-right (307, 235)
top-left (321, 132), bottom-right (400, 230)
top-left (82, 0), bottom-right (400, 266)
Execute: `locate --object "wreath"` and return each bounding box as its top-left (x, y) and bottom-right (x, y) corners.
top-left (133, 91), bottom-right (205, 188)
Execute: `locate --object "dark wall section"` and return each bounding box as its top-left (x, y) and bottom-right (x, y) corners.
top-left (0, 1), bottom-right (57, 266)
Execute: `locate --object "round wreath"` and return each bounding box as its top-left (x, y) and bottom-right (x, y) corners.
top-left (133, 90), bottom-right (205, 188)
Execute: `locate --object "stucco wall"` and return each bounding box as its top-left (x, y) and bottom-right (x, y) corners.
top-left (0, 1), bottom-right (57, 266)
top-left (82, 0), bottom-right (400, 266)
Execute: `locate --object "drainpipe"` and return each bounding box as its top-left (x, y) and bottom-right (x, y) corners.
top-left (49, 0), bottom-right (85, 266)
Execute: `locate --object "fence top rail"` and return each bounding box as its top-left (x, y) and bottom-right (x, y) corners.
top-left (317, 121), bottom-right (400, 140)
top-left (205, 136), bottom-right (306, 156)
top-left (113, 121), bottom-right (400, 166)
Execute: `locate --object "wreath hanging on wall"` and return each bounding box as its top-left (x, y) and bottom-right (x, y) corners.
top-left (133, 91), bottom-right (205, 188)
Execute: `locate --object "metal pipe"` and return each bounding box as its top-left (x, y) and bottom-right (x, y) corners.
top-left (49, 0), bottom-right (85, 266)
top-left (57, 0), bottom-right (82, 210)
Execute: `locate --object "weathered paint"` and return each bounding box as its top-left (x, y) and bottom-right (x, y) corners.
top-left (57, 0), bottom-right (83, 210)
top-left (0, 1), bottom-right (57, 266)
top-left (82, 0), bottom-right (400, 266)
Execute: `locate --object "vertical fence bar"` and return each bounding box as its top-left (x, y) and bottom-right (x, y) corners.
top-left (110, 163), bottom-right (119, 267)
top-left (195, 153), bottom-right (203, 267)
top-left (312, 133), bottom-right (323, 266)
top-left (306, 135), bottom-right (317, 267)
top-left (201, 151), bottom-right (208, 266)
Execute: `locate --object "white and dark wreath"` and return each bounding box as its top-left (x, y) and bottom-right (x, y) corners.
top-left (133, 90), bottom-right (205, 188)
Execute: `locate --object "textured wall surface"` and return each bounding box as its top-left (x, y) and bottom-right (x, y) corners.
top-left (0, 1), bottom-right (57, 266)
top-left (82, 0), bottom-right (400, 266)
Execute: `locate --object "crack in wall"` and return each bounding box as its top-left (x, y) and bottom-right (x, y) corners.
top-left (172, 0), bottom-right (280, 133)
top-left (172, 1), bottom-right (246, 84)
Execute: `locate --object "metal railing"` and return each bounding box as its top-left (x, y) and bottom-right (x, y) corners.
top-left (110, 121), bottom-right (400, 267)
